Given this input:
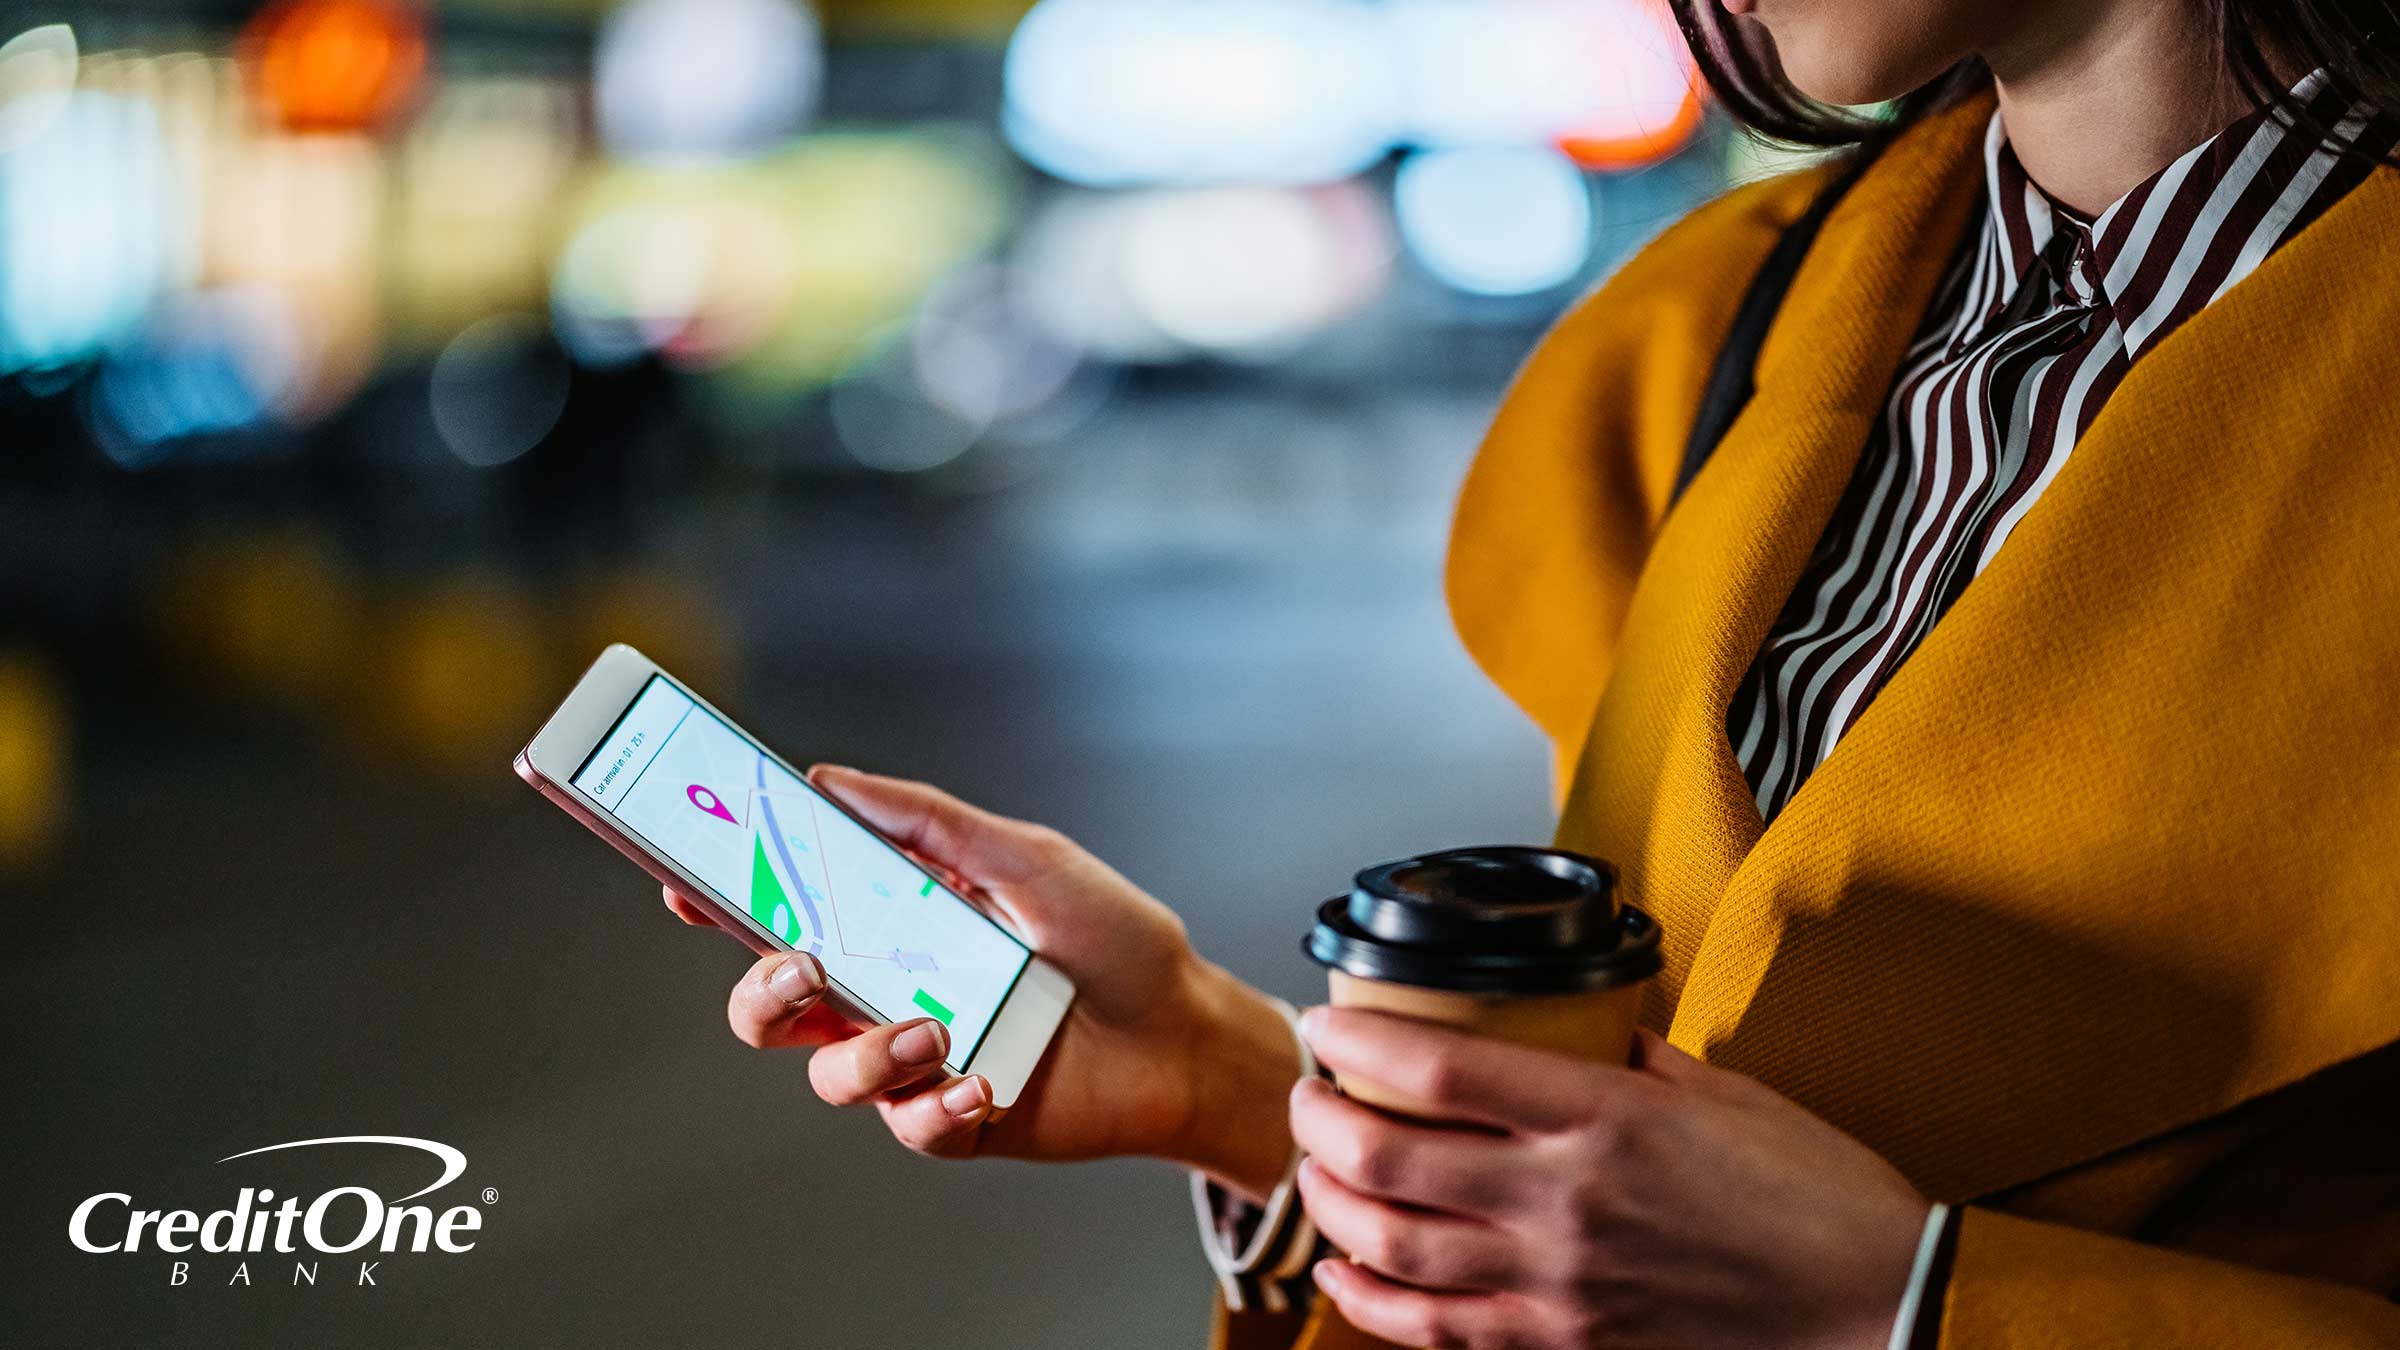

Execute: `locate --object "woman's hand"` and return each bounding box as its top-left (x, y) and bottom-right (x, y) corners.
top-left (663, 765), bottom-right (1300, 1198)
top-left (1289, 1010), bottom-right (1928, 1350)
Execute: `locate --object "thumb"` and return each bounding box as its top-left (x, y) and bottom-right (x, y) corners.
top-left (806, 765), bottom-right (1070, 890)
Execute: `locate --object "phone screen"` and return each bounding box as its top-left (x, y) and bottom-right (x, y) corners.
top-left (570, 674), bottom-right (1032, 1067)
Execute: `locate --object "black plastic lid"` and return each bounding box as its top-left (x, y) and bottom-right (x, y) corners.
top-left (1304, 846), bottom-right (1660, 995)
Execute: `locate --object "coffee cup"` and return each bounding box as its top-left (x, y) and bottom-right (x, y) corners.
top-left (1303, 846), bottom-right (1660, 1116)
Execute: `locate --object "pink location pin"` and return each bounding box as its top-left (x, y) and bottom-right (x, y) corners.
top-left (686, 784), bottom-right (737, 824)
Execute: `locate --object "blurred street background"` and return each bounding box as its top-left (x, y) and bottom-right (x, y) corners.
top-left (1, 0), bottom-right (1805, 1343)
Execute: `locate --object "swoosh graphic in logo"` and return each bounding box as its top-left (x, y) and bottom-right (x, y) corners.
top-left (216, 1136), bottom-right (468, 1202)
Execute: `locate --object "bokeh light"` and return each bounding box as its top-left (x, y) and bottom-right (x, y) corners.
top-left (1003, 0), bottom-right (1697, 187)
top-left (1004, 0), bottom-right (1392, 186)
top-left (553, 133), bottom-right (1008, 388)
top-left (1394, 145), bottom-right (1593, 297)
top-left (85, 287), bottom-right (302, 468)
top-left (0, 649), bottom-right (68, 871)
top-left (0, 90), bottom-right (172, 372)
top-left (595, 0), bottom-right (823, 162)
top-left (204, 133), bottom-right (386, 418)
top-left (391, 77), bottom-right (582, 341)
top-left (1387, 0), bottom-right (1699, 168)
top-left (1014, 182), bottom-right (1389, 362)
top-left (1012, 192), bottom-right (1180, 364)
top-left (428, 312), bottom-right (572, 468)
top-left (909, 263), bottom-right (1082, 426)
top-left (1122, 186), bottom-right (1384, 354)
top-left (0, 23), bottom-right (78, 155)
top-left (240, 0), bottom-right (428, 135)
top-left (829, 343), bottom-right (984, 474)
top-left (362, 574), bottom-right (551, 772)
top-left (152, 529), bottom-right (369, 712)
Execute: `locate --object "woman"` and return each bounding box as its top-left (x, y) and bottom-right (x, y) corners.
top-left (664, 1), bottom-right (2400, 1345)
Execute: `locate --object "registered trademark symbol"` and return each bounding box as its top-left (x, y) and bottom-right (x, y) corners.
top-left (481, 1188), bottom-right (498, 1204)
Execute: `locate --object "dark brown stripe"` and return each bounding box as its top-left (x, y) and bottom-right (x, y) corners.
top-left (2123, 82), bottom-right (2359, 356)
top-left (1728, 86), bottom-right (2378, 820)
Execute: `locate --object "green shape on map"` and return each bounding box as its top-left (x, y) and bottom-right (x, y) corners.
top-left (918, 876), bottom-right (935, 897)
top-left (751, 835), bottom-right (801, 943)
top-left (912, 989), bottom-right (954, 1025)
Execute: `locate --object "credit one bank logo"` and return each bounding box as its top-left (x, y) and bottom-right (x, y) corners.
top-left (68, 1136), bottom-right (487, 1287)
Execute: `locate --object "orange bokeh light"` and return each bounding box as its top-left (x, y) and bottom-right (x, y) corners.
top-left (1557, 86), bottom-right (1704, 171)
top-left (1553, 0), bottom-right (1707, 171)
top-left (241, 0), bottom-right (429, 134)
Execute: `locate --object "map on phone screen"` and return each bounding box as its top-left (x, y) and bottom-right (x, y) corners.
top-left (572, 675), bottom-right (1032, 1064)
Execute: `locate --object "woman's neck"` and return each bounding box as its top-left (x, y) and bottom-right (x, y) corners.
top-left (1983, 2), bottom-right (2261, 216)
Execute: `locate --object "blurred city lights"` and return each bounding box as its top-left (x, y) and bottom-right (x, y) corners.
top-left (824, 258), bottom-right (1116, 478)
top-left (554, 133), bottom-right (1007, 387)
top-left (1122, 186), bottom-right (1384, 354)
top-left (428, 313), bottom-right (572, 468)
top-left (568, 568), bottom-right (740, 701)
top-left (86, 288), bottom-right (302, 468)
top-left (240, 0), bottom-right (428, 135)
top-left (552, 190), bottom-right (793, 370)
top-left (1012, 192), bottom-right (1180, 364)
top-left (0, 91), bottom-right (172, 372)
top-left (1394, 145), bottom-right (1593, 296)
top-left (1003, 0), bottom-right (1392, 186)
top-left (550, 207), bottom-right (683, 369)
top-left (595, 0), bottom-right (823, 162)
top-left (1003, 0), bottom-right (1696, 187)
top-left (391, 78), bottom-right (582, 340)
top-left (0, 649), bottom-right (68, 870)
top-left (909, 263), bottom-right (1082, 426)
top-left (829, 344), bottom-right (983, 474)
top-left (204, 133), bottom-right (385, 418)
top-left (367, 574), bottom-right (551, 771)
top-left (152, 529), bottom-right (368, 712)
top-left (1386, 0), bottom-right (1698, 168)
top-left (0, 23), bottom-right (78, 155)
top-left (0, 0), bottom-right (1743, 497)
top-left (1014, 183), bottom-right (1388, 362)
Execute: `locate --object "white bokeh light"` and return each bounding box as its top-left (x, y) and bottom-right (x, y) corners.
top-left (0, 91), bottom-right (171, 371)
top-left (0, 23), bottom-right (79, 155)
top-left (1393, 145), bottom-right (1592, 297)
top-left (1015, 185), bottom-right (1388, 360)
top-left (595, 0), bottom-right (821, 161)
top-left (1385, 0), bottom-right (1697, 157)
top-left (428, 312), bottom-right (571, 467)
top-left (1004, 0), bottom-right (1392, 186)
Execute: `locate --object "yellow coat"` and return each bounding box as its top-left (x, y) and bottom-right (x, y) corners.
top-left (1220, 93), bottom-right (2400, 1348)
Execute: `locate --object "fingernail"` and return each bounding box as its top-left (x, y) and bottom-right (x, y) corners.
top-left (942, 1077), bottom-right (989, 1118)
top-left (1312, 1259), bottom-right (1341, 1291)
top-left (893, 1019), bottom-right (948, 1066)
top-left (767, 955), bottom-right (822, 1007)
top-left (1289, 1076), bottom-right (1322, 1106)
top-left (1298, 1007), bottom-right (1327, 1044)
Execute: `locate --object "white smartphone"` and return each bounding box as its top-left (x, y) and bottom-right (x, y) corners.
top-left (515, 644), bottom-right (1074, 1107)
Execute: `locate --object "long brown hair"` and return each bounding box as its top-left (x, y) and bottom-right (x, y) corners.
top-left (1668, 0), bottom-right (2400, 166)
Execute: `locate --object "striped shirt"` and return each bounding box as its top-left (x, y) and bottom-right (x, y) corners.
top-left (1729, 72), bottom-right (2396, 823)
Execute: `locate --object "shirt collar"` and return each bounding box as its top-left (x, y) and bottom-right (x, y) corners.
top-left (1965, 69), bottom-right (2347, 358)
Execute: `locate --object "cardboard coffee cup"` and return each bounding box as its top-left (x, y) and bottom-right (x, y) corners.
top-left (1303, 847), bottom-right (1661, 1116)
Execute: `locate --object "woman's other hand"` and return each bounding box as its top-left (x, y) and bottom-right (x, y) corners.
top-left (665, 765), bottom-right (1300, 1198)
top-left (1289, 1010), bottom-right (1929, 1350)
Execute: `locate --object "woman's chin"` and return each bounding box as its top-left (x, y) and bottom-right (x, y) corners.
top-left (1775, 45), bottom-right (1951, 111)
